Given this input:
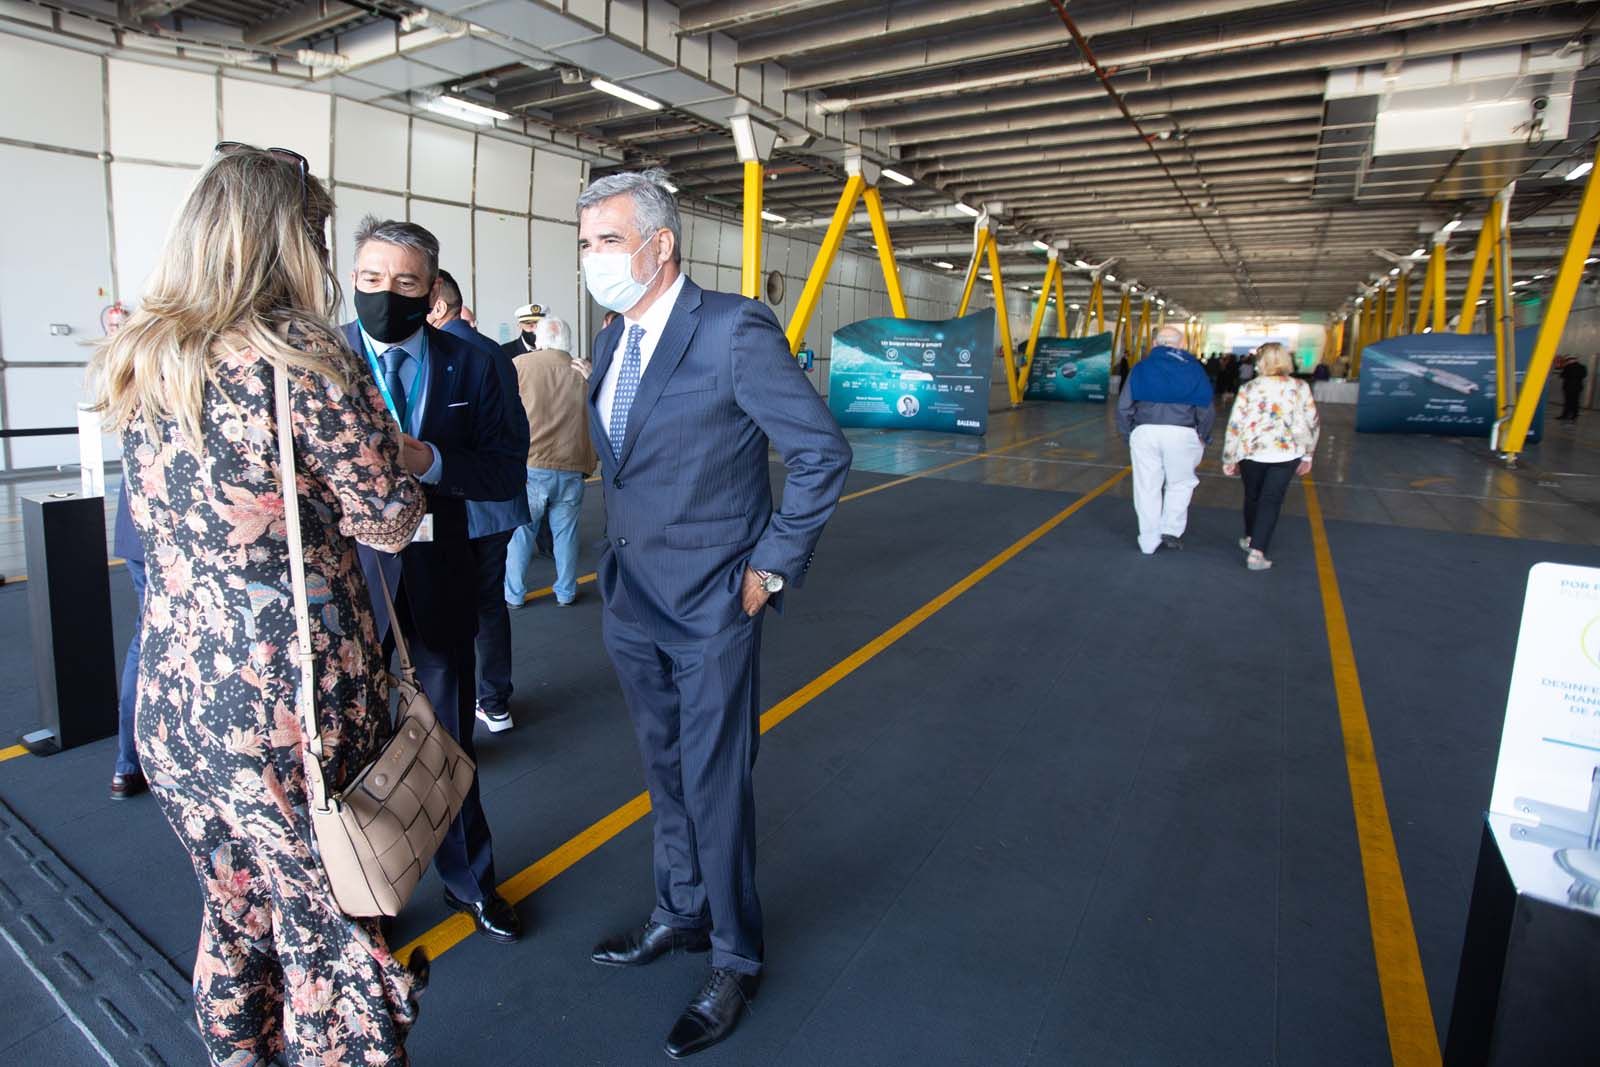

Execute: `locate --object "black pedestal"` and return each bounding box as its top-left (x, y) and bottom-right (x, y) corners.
top-left (1445, 819), bottom-right (1600, 1065)
top-left (20, 493), bottom-right (117, 755)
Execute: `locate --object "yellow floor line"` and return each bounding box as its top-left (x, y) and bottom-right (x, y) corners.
top-left (398, 466), bottom-right (1130, 964)
top-left (1303, 477), bottom-right (1441, 1067)
top-left (0, 744), bottom-right (27, 763)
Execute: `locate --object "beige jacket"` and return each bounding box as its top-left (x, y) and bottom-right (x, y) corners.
top-left (512, 348), bottom-right (598, 474)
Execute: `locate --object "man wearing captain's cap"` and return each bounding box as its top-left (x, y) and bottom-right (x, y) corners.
top-left (500, 302), bottom-right (546, 358)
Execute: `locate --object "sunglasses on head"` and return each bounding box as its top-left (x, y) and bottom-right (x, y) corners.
top-left (213, 142), bottom-right (326, 255)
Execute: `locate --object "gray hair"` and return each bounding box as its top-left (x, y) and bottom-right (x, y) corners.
top-left (353, 215), bottom-right (439, 281)
top-left (576, 169), bottom-right (682, 264)
top-left (1153, 324), bottom-right (1185, 349)
top-left (533, 316), bottom-right (571, 352)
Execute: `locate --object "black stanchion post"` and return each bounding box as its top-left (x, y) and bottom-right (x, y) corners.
top-left (20, 491), bottom-right (117, 755)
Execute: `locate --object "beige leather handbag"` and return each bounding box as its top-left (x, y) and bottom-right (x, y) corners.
top-left (275, 367), bottom-right (476, 918)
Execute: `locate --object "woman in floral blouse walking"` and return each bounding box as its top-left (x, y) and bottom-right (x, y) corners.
top-left (1220, 342), bottom-right (1321, 571)
top-left (89, 146), bottom-right (429, 1065)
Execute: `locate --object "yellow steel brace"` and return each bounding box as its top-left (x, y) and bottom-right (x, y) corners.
top-left (1018, 254), bottom-right (1059, 397)
top-left (785, 173), bottom-right (866, 355)
top-left (1501, 147), bottom-right (1600, 456)
top-left (863, 186), bottom-right (907, 318)
top-left (741, 160), bottom-right (763, 300)
top-left (1458, 212), bottom-right (1495, 333)
top-left (957, 226), bottom-right (987, 317)
top-left (1053, 263), bottom-right (1067, 336)
top-left (1491, 192), bottom-right (1515, 420)
top-left (984, 231), bottom-right (1021, 405)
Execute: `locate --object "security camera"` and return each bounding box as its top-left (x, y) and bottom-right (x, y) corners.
top-left (1533, 95), bottom-right (1550, 112)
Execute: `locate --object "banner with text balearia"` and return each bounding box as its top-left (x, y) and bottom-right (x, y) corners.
top-left (1355, 327), bottom-right (1543, 440)
top-left (1023, 332), bottom-right (1112, 403)
top-left (827, 309), bottom-right (993, 436)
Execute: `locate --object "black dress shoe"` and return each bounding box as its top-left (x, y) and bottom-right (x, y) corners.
top-left (444, 889), bottom-right (521, 943)
top-left (590, 920), bottom-right (710, 967)
top-left (664, 968), bottom-right (761, 1059)
top-left (109, 771), bottom-right (147, 800)
top-left (1159, 534), bottom-right (1183, 550)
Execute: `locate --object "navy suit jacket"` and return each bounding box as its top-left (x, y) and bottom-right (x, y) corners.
top-left (341, 321), bottom-right (527, 647)
top-left (588, 278), bottom-right (852, 643)
top-left (113, 478), bottom-right (142, 564)
top-left (440, 318), bottom-right (532, 538)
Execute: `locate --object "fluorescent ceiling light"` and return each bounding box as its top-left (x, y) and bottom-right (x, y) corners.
top-left (422, 95), bottom-right (510, 124)
top-left (760, 210), bottom-right (786, 223)
top-left (881, 168), bottom-right (914, 186)
top-left (1073, 259), bottom-right (1091, 269)
top-left (933, 260), bottom-right (955, 270)
top-left (1069, 303), bottom-right (1081, 309)
top-left (1104, 273), bottom-right (1117, 283)
top-left (1156, 298), bottom-right (1166, 306)
top-left (1513, 279), bottom-right (1529, 287)
top-left (955, 202), bottom-right (980, 217)
top-left (1568, 161), bottom-right (1593, 182)
top-left (1033, 240), bottom-right (1050, 251)
top-left (979, 272), bottom-right (992, 280)
top-left (1410, 247), bottom-right (1425, 257)
top-left (1016, 284), bottom-right (1031, 291)
top-left (591, 78), bottom-right (662, 110)
top-left (1441, 218), bottom-right (1462, 234)
top-left (1587, 257), bottom-right (1599, 265)
top-left (1389, 267), bottom-right (1400, 276)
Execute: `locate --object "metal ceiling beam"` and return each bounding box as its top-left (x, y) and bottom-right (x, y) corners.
top-left (676, 0), bottom-right (872, 36)
top-left (241, 0), bottom-right (362, 45)
top-left (913, 122), bottom-right (1325, 178)
top-left (940, 143), bottom-right (1322, 188)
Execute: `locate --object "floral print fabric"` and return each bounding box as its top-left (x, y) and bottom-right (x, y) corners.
top-left (1221, 374), bottom-right (1321, 466)
top-left (126, 328), bottom-right (426, 1067)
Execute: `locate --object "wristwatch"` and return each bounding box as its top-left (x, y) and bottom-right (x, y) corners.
top-left (754, 569), bottom-right (785, 594)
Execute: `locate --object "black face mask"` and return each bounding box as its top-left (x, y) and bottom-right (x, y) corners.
top-left (354, 288), bottom-right (430, 344)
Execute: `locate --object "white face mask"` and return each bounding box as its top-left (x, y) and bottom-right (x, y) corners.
top-left (583, 231), bottom-right (665, 314)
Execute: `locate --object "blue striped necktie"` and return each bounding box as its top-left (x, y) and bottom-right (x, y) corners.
top-left (609, 324), bottom-right (646, 458)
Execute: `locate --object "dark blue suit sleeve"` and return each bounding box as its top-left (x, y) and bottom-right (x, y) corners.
top-left (431, 348), bottom-right (528, 502)
top-left (732, 301), bottom-right (852, 587)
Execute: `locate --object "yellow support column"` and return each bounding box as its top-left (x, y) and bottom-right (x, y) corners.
top-left (957, 226), bottom-right (988, 316)
top-left (1017, 252), bottom-right (1060, 397)
top-left (1092, 278), bottom-right (1106, 334)
top-left (740, 159), bottom-right (764, 300)
top-left (1499, 155), bottom-right (1600, 456)
top-left (1375, 284), bottom-right (1390, 341)
top-left (1388, 270), bottom-right (1409, 338)
top-left (1430, 240), bottom-right (1447, 332)
top-left (1491, 188), bottom-right (1516, 420)
top-left (1111, 286), bottom-right (1131, 355)
top-left (784, 173), bottom-right (866, 355)
top-left (1053, 261), bottom-right (1068, 336)
top-left (862, 185), bottom-right (908, 318)
top-left (1412, 251), bottom-right (1438, 334)
top-left (1081, 275), bottom-right (1102, 337)
top-left (1458, 211), bottom-right (1496, 333)
top-left (983, 230), bottom-right (1022, 405)
top-left (1134, 296), bottom-right (1151, 356)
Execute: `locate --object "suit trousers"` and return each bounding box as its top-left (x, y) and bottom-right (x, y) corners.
top-left (471, 530), bottom-right (515, 714)
top-left (115, 558), bottom-right (146, 776)
top-left (602, 605), bottom-right (765, 976)
top-left (387, 587), bottom-right (497, 903)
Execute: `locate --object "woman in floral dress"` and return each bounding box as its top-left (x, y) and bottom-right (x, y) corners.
top-left (89, 146), bottom-right (430, 1065)
top-left (1220, 342), bottom-right (1321, 571)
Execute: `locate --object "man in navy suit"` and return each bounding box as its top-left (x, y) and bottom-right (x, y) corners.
top-left (428, 268), bottom-right (532, 735)
top-left (578, 172), bottom-right (851, 1058)
top-left (344, 217), bottom-right (528, 943)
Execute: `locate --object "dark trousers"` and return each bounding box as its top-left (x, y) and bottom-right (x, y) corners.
top-left (602, 607), bottom-right (765, 976)
top-left (471, 530), bottom-right (514, 714)
top-left (115, 559), bottom-right (146, 776)
top-left (1561, 386), bottom-right (1582, 419)
top-left (387, 588), bottom-right (496, 903)
top-left (1240, 458), bottom-right (1298, 555)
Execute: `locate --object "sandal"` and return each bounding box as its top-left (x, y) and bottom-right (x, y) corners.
top-left (1246, 550), bottom-right (1272, 571)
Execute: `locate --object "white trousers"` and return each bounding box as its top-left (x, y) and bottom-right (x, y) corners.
top-left (1129, 424), bottom-right (1204, 553)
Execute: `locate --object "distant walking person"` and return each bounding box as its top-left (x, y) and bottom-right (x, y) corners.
top-left (1559, 356), bottom-right (1588, 420)
top-left (1117, 323), bottom-right (1214, 554)
top-left (1221, 342), bottom-right (1320, 572)
top-left (89, 145), bottom-right (427, 1064)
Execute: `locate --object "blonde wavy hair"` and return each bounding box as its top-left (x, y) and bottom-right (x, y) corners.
top-left (88, 147), bottom-right (351, 444)
top-left (1255, 342), bottom-right (1294, 377)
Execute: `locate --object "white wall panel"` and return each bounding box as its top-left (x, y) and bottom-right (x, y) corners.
top-left (409, 119), bottom-right (473, 204)
top-left (0, 37), bottom-right (103, 152)
top-left (333, 185), bottom-right (406, 319)
top-left (8, 367), bottom-right (94, 467)
top-left (407, 199), bottom-right (472, 308)
top-left (531, 149), bottom-right (582, 221)
top-left (110, 162), bottom-right (200, 307)
top-left (475, 136), bottom-right (531, 213)
top-left (474, 210), bottom-right (530, 347)
top-left (109, 60), bottom-right (214, 165)
top-left (220, 79), bottom-right (331, 176)
top-left (529, 219), bottom-right (579, 335)
top-left (333, 100), bottom-right (408, 191)
top-left (0, 147), bottom-right (111, 374)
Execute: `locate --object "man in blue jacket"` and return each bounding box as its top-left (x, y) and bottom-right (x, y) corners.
top-left (578, 172), bottom-right (852, 1058)
top-left (1116, 324), bottom-right (1214, 554)
top-left (344, 217), bottom-right (529, 943)
top-left (428, 269), bottom-right (532, 735)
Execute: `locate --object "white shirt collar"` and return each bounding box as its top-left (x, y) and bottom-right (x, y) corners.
top-left (359, 323), bottom-right (425, 358)
top-left (623, 273), bottom-right (686, 341)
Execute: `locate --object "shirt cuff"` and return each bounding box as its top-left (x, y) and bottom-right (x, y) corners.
top-left (419, 442), bottom-right (443, 485)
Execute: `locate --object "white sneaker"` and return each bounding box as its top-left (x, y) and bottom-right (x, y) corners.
top-left (475, 702), bottom-right (514, 733)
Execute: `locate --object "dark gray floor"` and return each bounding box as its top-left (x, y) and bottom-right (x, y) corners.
top-left (2, 401), bottom-right (1599, 1065)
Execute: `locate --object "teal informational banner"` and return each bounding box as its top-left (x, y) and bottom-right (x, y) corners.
top-left (1023, 332), bottom-right (1112, 403)
top-left (1356, 328), bottom-right (1542, 441)
top-left (827, 309), bottom-right (993, 436)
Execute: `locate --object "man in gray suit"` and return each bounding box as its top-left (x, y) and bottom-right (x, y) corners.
top-left (580, 171), bottom-right (852, 1059)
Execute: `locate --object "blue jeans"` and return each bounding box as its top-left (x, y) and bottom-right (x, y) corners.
top-left (115, 558), bottom-right (146, 776)
top-left (505, 468), bottom-right (585, 604)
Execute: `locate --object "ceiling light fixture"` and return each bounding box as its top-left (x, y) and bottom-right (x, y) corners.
top-left (760, 210), bottom-right (786, 223)
top-left (881, 168), bottom-right (914, 186)
top-left (955, 202), bottom-right (981, 217)
top-left (422, 95), bottom-right (510, 124)
top-left (1568, 161), bottom-right (1593, 182)
top-left (1033, 240), bottom-right (1050, 251)
top-left (591, 78), bottom-right (663, 110)
top-left (1073, 259), bottom-right (1091, 269)
top-left (933, 260), bottom-right (955, 270)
